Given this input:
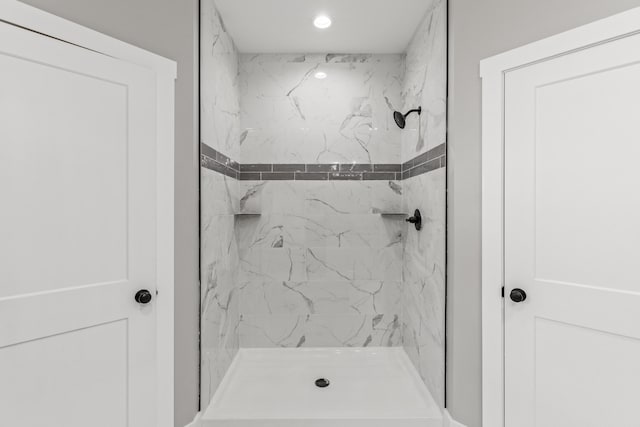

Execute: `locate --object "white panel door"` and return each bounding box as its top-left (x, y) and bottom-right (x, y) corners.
top-left (0, 20), bottom-right (157, 427)
top-left (504, 32), bottom-right (640, 426)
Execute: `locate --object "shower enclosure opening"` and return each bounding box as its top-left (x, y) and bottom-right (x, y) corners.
top-left (199, 0), bottom-right (447, 425)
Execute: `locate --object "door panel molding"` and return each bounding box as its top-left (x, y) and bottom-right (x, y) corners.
top-left (480, 7), bottom-right (640, 427)
top-left (0, 2), bottom-right (176, 426)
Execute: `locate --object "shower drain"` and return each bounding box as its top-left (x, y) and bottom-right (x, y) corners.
top-left (315, 378), bottom-right (330, 388)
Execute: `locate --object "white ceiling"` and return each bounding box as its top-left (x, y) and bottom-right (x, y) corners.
top-left (214, 0), bottom-right (434, 54)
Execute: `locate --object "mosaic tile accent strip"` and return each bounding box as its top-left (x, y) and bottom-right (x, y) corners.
top-left (201, 143), bottom-right (239, 179)
top-left (201, 142), bottom-right (446, 181)
top-left (401, 144), bottom-right (446, 180)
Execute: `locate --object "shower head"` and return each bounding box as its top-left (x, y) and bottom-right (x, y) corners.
top-left (393, 107), bottom-right (422, 129)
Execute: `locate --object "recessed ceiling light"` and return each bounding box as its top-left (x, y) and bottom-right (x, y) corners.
top-left (314, 15), bottom-right (332, 29)
top-left (314, 71), bottom-right (327, 80)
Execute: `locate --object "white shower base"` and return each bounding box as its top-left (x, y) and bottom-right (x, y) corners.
top-left (200, 347), bottom-right (442, 427)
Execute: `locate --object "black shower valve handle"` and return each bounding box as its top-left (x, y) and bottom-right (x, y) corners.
top-left (406, 209), bottom-right (422, 231)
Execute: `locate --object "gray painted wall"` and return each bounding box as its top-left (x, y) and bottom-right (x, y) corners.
top-left (446, 0), bottom-right (640, 426)
top-left (18, 0), bottom-right (201, 425)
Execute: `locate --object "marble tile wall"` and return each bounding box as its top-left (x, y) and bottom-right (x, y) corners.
top-left (400, 0), bottom-right (447, 162)
top-left (201, 0), bottom-right (241, 160)
top-left (199, 0), bottom-right (241, 408)
top-left (402, 169), bottom-right (447, 408)
top-left (236, 180), bottom-right (404, 348)
top-left (199, 169), bottom-right (239, 407)
top-left (400, 0), bottom-right (448, 409)
top-left (239, 54), bottom-right (404, 164)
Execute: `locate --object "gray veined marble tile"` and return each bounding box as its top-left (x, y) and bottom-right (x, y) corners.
top-left (239, 313), bottom-right (402, 348)
top-left (304, 181), bottom-right (374, 214)
top-left (238, 315), bottom-right (308, 348)
top-left (304, 214), bottom-right (403, 249)
top-left (239, 281), bottom-right (352, 316)
top-left (401, 0), bottom-right (447, 163)
top-left (200, 0), bottom-right (242, 407)
top-left (396, 0), bottom-right (448, 408)
top-left (261, 182), bottom-right (307, 214)
top-left (201, 0), bottom-right (241, 163)
top-left (353, 247), bottom-right (403, 281)
top-left (239, 53), bottom-right (403, 164)
top-left (242, 213), bottom-right (307, 250)
top-left (348, 281), bottom-right (402, 316)
top-left (306, 248), bottom-right (356, 282)
top-left (369, 181), bottom-right (403, 213)
top-left (401, 168), bottom-right (446, 408)
top-left (237, 181), bottom-right (266, 213)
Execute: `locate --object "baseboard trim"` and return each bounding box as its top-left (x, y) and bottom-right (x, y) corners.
top-left (184, 412), bottom-right (201, 427)
top-left (444, 409), bottom-right (466, 427)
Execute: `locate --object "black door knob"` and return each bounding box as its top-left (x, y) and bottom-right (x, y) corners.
top-left (135, 289), bottom-right (153, 304)
top-left (510, 288), bottom-right (527, 303)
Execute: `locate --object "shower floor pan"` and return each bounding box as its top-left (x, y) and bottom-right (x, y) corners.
top-left (200, 347), bottom-right (442, 427)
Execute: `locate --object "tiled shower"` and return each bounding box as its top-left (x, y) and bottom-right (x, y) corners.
top-left (200, 0), bottom-right (447, 415)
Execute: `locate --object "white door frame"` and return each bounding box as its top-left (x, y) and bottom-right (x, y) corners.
top-left (480, 7), bottom-right (640, 427)
top-left (0, 2), bottom-right (177, 426)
